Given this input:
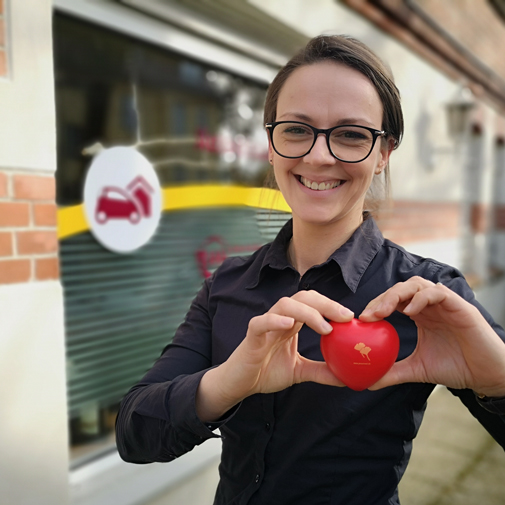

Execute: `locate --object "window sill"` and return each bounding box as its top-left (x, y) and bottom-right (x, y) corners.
top-left (69, 438), bottom-right (221, 505)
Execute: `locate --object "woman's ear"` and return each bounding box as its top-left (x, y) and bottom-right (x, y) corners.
top-left (376, 138), bottom-right (395, 174)
top-left (267, 137), bottom-right (274, 164)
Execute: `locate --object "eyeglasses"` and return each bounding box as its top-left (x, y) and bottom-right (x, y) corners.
top-left (265, 121), bottom-right (387, 163)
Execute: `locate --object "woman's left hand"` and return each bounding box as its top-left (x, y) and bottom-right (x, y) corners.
top-left (359, 276), bottom-right (505, 396)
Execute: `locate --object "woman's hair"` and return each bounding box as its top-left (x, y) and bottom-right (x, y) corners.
top-left (264, 35), bottom-right (404, 213)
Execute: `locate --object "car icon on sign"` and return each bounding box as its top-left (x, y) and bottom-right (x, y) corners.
top-left (95, 187), bottom-right (143, 224)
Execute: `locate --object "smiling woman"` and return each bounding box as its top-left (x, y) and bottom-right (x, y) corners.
top-left (267, 61), bottom-right (393, 264)
top-left (115, 35), bottom-right (505, 505)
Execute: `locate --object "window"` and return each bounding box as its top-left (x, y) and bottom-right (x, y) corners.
top-left (54, 13), bottom-right (290, 467)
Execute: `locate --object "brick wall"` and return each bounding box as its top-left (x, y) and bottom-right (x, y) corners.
top-left (416, 0), bottom-right (505, 84)
top-left (375, 201), bottom-right (462, 244)
top-left (495, 205), bottom-right (505, 230)
top-left (0, 169), bottom-right (59, 284)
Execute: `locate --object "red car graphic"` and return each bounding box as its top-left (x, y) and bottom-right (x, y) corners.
top-left (95, 176), bottom-right (154, 225)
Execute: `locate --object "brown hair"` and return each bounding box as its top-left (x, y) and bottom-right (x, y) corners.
top-left (264, 35), bottom-right (403, 212)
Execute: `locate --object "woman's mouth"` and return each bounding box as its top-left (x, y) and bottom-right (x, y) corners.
top-left (299, 176), bottom-right (345, 191)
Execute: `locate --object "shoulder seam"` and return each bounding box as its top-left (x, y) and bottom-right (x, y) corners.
top-left (382, 239), bottom-right (446, 274)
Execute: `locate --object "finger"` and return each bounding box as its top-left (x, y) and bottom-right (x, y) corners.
top-left (367, 357), bottom-right (418, 390)
top-left (358, 292), bottom-right (388, 321)
top-left (289, 290), bottom-right (354, 326)
top-left (402, 283), bottom-right (478, 320)
top-left (247, 312), bottom-right (296, 338)
top-left (295, 356), bottom-right (346, 387)
top-left (360, 276), bottom-right (435, 321)
top-left (267, 296), bottom-right (334, 335)
top-left (402, 284), bottom-right (448, 316)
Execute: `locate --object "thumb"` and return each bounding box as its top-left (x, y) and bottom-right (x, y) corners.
top-left (367, 358), bottom-right (416, 390)
top-left (296, 357), bottom-right (345, 387)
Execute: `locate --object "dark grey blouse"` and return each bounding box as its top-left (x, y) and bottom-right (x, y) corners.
top-left (116, 217), bottom-right (505, 505)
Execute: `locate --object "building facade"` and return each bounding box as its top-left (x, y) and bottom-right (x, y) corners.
top-left (1, 1), bottom-right (505, 504)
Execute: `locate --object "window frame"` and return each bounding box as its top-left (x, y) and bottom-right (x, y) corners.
top-left (53, 0), bottom-right (280, 502)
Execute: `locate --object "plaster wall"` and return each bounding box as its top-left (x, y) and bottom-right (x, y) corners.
top-left (0, 281), bottom-right (69, 505)
top-left (250, 0), bottom-right (477, 203)
top-left (0, 1), bottom-right (69, 504)
top-left (0, 0), bottom-right (57, 171)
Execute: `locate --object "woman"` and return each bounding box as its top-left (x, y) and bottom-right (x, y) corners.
top-left (116, 35), bottom-right (505, 505)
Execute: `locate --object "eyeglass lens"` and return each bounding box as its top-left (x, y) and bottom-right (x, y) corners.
top-left (271, 123), bottom-right (376, 161)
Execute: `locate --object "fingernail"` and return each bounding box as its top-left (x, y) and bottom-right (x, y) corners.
top-left (281, 316), bottom-right (295, 327)
top-left (323, 321), bottom-right (333, 333)
top-left (340, 307), bottom-right (354, 318)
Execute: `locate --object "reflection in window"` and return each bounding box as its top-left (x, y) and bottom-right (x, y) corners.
top-left (55, 14), bottom-right (270, 207)
top-left (54, 13), bottom-right (274, 466)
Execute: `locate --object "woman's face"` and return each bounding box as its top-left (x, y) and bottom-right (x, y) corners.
top-left (270, 61), bottom-right (391, 231)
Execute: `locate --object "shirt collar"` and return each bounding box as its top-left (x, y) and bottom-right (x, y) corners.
top-left (249, 216), bottom-right (384, 293)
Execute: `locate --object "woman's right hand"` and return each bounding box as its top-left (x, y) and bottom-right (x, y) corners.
top-left (196, 291), bottom-right (354, 422)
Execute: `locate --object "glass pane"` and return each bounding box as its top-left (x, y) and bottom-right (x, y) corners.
top-left (53, 13), bottom-right (287, 466)
top-left (54, 13), bottom-right (270, 207)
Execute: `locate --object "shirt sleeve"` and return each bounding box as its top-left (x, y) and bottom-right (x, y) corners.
top-left (115, 275), bottom-right (238, 463)
top-left (435, 264), bottom-right (505, 444)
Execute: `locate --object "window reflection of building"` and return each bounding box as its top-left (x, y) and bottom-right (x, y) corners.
top-left (55, 14), bottom-right (269, 209)
top-left (54, 13), bottom-right (284, 466)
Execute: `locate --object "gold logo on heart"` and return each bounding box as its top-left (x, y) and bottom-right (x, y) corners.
top-left (354, 342), bottom-right (371, 361)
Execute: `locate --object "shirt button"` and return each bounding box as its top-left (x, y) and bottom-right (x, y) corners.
top-left (265, 422), bottom-right (271, 431)
top-left (255, 474), bottom-right (260, 483)
top-left (303, 283), bottom-right (310, 290)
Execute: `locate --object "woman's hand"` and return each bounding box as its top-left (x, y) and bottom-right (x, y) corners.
top-left (359, 276), bottom-right (505, 396)
top-left (196, 291), bottom-right (354, 422)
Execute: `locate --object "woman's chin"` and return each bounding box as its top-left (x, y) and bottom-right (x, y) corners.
top-left (292, 205), bottom-right (364, 230)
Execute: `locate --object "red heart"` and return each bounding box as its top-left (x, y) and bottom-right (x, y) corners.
top-left (320, 319), bottom-right (400, 391)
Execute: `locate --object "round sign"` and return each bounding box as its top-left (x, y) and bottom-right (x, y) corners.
top-left (83, 147), bottom-right (162, 253)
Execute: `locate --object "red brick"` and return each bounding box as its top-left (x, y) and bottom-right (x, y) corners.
top-left (494, 205), bottom-right (505, 230)
top-left (0, 259), bottom-right (31, 284)
top-left (0, 202), bottom-right (30, 227)
top-left (13, 174), bottom-right (55, 201)
top-left (0, 172), bottom-right (7, 197)
top-left (0, 232), bottom-right (12, 256)
top-left (35, 257), bottom-right (60, 281)
top-left (0, 0), bottom-right (4, 15)
top-left (400, 0), bottom-right (505, 84)
top-left (0, 49), bottom-right (6, 78)
top-left (470, 203), bottom-right (488, 233)
top-left (0, 20), bottom-right (4, 47)
top-left (375, 200), bottom-right (462, 244)
top-left (17, 231), bottom-right (58, 255)
top-left (33, 203), bottom-right (57, 227)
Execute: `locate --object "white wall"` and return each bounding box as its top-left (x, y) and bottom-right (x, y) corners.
top-left (250, 0), bottom-right (464, 202)
top-left (0, 0), bottom-right (57, 172)
top-left (0, 282), bottom-right (69, 505)
top-left (0, 1), bottom-right (69, 504)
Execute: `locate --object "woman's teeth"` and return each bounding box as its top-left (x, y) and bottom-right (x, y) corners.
top-left (300, 176), bottom-right (343, 191)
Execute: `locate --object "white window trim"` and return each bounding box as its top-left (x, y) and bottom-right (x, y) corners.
top-left (53, 0), bottom-right (278, 84)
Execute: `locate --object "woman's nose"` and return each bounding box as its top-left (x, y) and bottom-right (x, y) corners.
top-left (303, 134), bottom-right (336, 166)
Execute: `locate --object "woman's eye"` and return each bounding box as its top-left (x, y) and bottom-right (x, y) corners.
top-left (332, 128), bottom-right (372, 143)
top-left (284, 127), bottom-right (310, 135)
top-left (342, 130), bottom-right (366, 139)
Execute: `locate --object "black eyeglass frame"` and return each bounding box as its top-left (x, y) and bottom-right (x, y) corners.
top-left (265, 121), bottom-right (388, 163)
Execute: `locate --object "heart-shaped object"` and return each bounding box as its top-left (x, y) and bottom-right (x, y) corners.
top-left (320, 318), bottom-right (400, 391)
